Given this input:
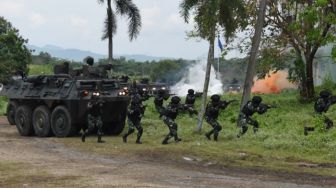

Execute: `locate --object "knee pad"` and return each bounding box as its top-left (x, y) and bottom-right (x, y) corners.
top-left (172, 123), bottom-right (177, 130)
top-left (216, 125), bottom-right (222, 132)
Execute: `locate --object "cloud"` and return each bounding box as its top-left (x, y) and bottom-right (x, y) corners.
top-left (0, 1), bottom-right (24, 15)
top-left (29, 12), bottom-right (46, 27)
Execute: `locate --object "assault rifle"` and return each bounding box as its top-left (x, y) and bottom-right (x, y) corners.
top-left (258, 103), bottom-right (277, 114)
top-left (219, 99), bottom-right (238, 108)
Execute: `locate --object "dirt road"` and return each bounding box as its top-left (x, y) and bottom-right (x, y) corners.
top-left (0, 117), bottom-right (335, 188)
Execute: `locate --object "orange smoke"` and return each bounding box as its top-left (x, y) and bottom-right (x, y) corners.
top-left (252, 71), bottom-right (296, 94)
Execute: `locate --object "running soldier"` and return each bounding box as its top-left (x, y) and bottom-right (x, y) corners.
top-left (81, 93), bottom-right (105, 143)
top-left (184, 89), bottom-right (198, 117)
top-left (123, 95), bottom-right (145, 144)
top-left (304, 90), bottom-right (336, 135)
top-left (237, 96), bottom-right (276, 138)
top-left (154, 89), bottom-right (169, 117)
top-left (161, 96), bottom-right (184, 145)
top-left (205, 94), bottom-right (236, 141)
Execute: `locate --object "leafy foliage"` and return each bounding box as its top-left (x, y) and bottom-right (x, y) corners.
top-left (240, 1), bottom-right (336, 99)
top-left (0, 16), bottom-right (31, 83)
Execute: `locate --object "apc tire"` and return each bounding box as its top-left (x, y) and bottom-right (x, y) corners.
top-left (7, 101), bottom-right (18, 125)
top-left (33, 105), bottom-right (52, 137)
top-left (15, 105), bottom-right (34, 136)
top-left (51, 106), bottom-right (75, 137)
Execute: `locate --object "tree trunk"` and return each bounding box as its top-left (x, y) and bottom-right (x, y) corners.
top-left (304, 56), bottom-right (315, 99)
top-left (107, 0), bottom-right (113, 63)
top-left (196, 38), bottom-right (215, 133)
top-left (239, 0), bottom-right (267, 111)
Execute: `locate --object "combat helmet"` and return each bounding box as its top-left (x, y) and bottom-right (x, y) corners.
top-left (211, 94), bottom-right (220, 103)
top-left (252, 96), bottom-right (262, 105)
top-left (171, 96), bottom-right (181, 104)
top-left (319, 90), bottom-right (331, 99)
top-left (84, 56), bottom-right (94, 66)
top-left (188, 89), bottom-right (194, 95)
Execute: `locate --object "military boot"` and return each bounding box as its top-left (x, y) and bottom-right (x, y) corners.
top-left (97, 135), bottom-right (105, 143)
top-left (136, 135), bottom-right (142, 144)
top-left (213, 132), bottom-right (219, 141)
top-left (162, 135), bottom-right (170, 145)
top-left (205, 130), bottom-right (213, 140)
top-left (81, 133), bottom-right (86, 142)
top-left (122, 134), bottom-right (128, 143)
top-left (174, 137), bottom-right (182, 142)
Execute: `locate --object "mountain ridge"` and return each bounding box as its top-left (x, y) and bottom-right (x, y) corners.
top-left (28, 44), bottom-right (171, 62)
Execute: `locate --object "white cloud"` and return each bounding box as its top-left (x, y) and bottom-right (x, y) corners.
top-left (0, 1), bottom-right (24, 15)
top-left (29, 13), bottom-right (46, 27)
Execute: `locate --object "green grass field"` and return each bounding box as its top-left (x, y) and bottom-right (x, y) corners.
top-left (53, 90), bottom-right (336, 176)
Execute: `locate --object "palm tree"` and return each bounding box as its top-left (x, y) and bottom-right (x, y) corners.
top-left (98, 0), bottom-right (141, 62)
top-left (180, 0), bottom-right (246, 132)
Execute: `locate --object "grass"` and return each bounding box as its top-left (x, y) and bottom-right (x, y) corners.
top-left (54, 90), bottom-right (336, 177)
top-left (28, 64), bottom-right (54, 75)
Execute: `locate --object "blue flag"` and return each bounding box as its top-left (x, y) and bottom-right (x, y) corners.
top-left (217, 36), bottom-right (223, 52)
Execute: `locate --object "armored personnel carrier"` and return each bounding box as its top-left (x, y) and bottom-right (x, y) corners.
top-left (0, 58), bottom-right (130, 137)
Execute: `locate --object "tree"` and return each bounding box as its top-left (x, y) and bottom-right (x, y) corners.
top-left (0, 16), bottom-right (31, 83)
top-left (240, 0), bottom-right (267, 110)
top-left (180, 0), bottom-right (247, 132)
top-left (256, 0), bottom-right (336, 99)
top-left (98, 0), bottom-right (141, 63)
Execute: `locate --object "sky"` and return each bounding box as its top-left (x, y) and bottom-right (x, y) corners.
top-left (0, 0), bottom-right (239, 60)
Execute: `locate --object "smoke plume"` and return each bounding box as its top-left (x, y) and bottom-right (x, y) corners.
top-left (171, 60), bottom-right (223, 96)
top-left (252, 71), bottom-right (296, 94)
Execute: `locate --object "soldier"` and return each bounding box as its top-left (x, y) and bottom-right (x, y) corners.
top-left (205, 94), bottom-right (236, 141)
top-left (154, 89), bottom-right (169, 117)
top-left (237, 96), bottom-right (275, 138)
top-left (185, 89), bottom-right (198, 116)
top-left (81, 93), bottom-right (105, 143)
top-left (304, 90), bottom-right (336, 135)
top-left (161, 96), bottom-right (183, 145)
top-left (123, 95), bottom-right (145, 144)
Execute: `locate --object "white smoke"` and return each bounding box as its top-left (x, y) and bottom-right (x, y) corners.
top-left (171, 60), bottom-right (223, 96)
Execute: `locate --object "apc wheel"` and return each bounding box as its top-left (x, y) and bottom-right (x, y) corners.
top-left (15, 105), bottom-right (34, 136)
top-left (7, 101), bottom-right (18, 125)
top-left (51, 106), bottom-right (75, 137)
top-left (33, 105), bottom-right (52, 137)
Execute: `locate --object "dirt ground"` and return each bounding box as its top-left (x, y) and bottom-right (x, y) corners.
top-left (0, 117), bottom-right (335, 188)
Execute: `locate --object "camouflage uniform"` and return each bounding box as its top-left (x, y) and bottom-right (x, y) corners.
top-left (162, 96), bottom-right (183, 145)
top-left (204, 95), bottom-right (231, 141)
top-left (305, 90), bottom-right (335, 135)
top-left (154, 89), bottom-right (168, 117)
top-left (237, 96), bottom-right (272, 137)
top-left (122, 95), bottom-right (145, 144)
top-left (81, 99), bottom-right (104, 143)
top-left (185, 89), bottom-right (198, 116)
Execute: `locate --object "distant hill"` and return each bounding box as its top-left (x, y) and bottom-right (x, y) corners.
top-left (28, 44), bottom-right (170, 62)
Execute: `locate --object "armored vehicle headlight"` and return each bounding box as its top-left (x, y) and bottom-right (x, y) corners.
top-left (118, 91), bottom-right (126, 96)
top-left (142, 88), bottom-right (147, 91)
top-left (152, 87), bottom-right (156, 91)
top-left (123, 87), bottom-right (128, 90)
top-left (93, 92), bottom-right (100, 97)
top-left (161, 87), bottom-right (166, 90)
